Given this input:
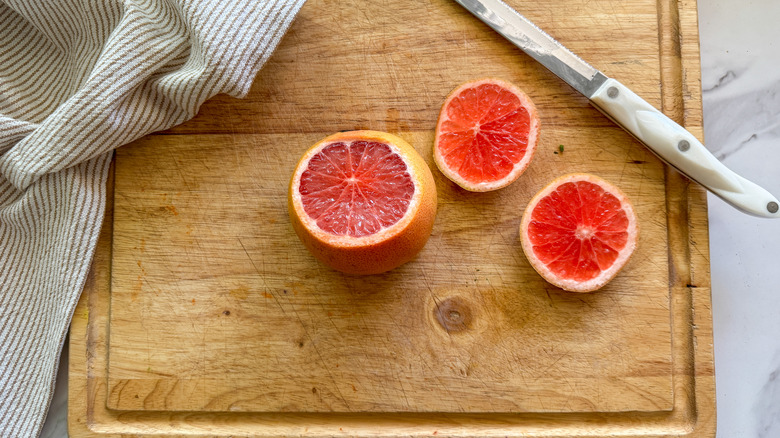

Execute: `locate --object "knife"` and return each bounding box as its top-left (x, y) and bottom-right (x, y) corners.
top-left (453, 0), bottom-right (780, 218)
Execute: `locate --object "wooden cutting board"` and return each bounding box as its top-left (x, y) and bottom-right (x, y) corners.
top-left (68, 0), bottom-right (715, 436)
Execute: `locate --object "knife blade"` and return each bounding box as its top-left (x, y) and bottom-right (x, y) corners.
top-left (454, 0), bottom-right (780, 218)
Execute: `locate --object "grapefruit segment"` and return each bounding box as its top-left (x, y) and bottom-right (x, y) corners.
top-left (520, 174), bottom-right (639, 292)
top-left (434, 78), bottom-right (540, 191)
top-left (289, 131), bottom-right (437, 275)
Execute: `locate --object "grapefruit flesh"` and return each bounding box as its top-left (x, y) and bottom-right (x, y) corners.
top-left (289, 131), bottom-right (437, 275)
top-left (520, 174), bottom-right (638, 292)
top-left (434, 78), bottom-right (540, 191)
top-left (299, 141), bottom-right (415, 237)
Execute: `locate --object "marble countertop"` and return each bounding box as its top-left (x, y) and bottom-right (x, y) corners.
top-left (699, 1), bottom-right (780, 436)
top-left (40, 0), bottom-right (780, 436)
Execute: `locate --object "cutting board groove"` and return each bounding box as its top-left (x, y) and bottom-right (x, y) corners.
top-left (69, 0), bottom-right (714, 436)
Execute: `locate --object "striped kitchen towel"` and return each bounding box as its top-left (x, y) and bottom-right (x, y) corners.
top-left (0, 0), bottom-right (306, 435)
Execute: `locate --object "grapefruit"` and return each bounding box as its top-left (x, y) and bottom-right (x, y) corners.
top-left (434, 78), bottom-right (540, 191)
top-left (288, 131), bottom-right (437, 275)
top-left (520, 174), bottom-right (639, 292)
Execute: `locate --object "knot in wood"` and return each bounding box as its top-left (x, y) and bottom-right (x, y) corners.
top-left (434, 297), bottom-right (473, 333)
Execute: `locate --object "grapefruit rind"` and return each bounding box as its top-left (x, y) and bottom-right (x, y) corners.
top-left (288, 131), bottom-right (437, 275)
top-left (519, 173), bottom-right (639, 292)
top-left (434, 78), bottom-right (541, 192)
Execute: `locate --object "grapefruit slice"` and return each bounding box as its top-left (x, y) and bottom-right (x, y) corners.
top-left (434, 78), bottom-right (540, 191)
top-left (288, 131), bottom-right (437, 275)
top-left (520, 174), bottom-right (639, 292)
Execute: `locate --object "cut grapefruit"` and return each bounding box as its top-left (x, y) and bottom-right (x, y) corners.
top-left (288, 131), bottom-right (437, 275)
top-left (520, 174), bottom-right (639, 292)
top-left (434, 78), bottom-right (540, 191)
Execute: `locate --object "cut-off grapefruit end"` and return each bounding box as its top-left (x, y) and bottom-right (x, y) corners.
top-left (520, 174), bottom-right (639, 292)
top-left (434, 78), bottom-right (540, 192)
top-left (288, 131), bottom-right (437, 275)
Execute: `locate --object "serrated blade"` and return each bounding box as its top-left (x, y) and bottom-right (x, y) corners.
top-left (454, 0), bottom-right (608, 97)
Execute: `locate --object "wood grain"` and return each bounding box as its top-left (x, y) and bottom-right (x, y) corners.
top-left (161, 0), bottom-right (662, 135)
top-left (106, 130), bottom-right (672, 414)
top-left (69, 0), bottom-right (715, 436)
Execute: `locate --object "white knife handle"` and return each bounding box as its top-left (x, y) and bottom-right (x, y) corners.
top-left (590, 78), bottom-right (779, 218)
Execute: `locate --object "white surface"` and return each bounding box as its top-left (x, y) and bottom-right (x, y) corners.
top-left (699, 0), bottom-right (780, 437)
top-left (40, 1), bottom-right (780, 436)
top-left (40, 340), bottom-right (67, 438)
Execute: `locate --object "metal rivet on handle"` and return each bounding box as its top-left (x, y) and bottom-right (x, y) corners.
top-left (768, 202), bottom-right (779, 214)
top-left (678, 140), bottom-right (690, 152)
top-left (607, 87), bottom-right (619, 98)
